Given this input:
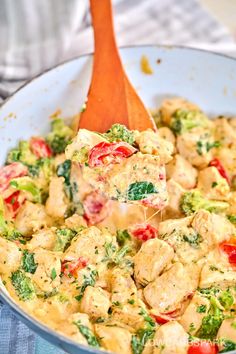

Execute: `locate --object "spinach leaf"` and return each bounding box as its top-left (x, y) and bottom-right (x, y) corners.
top-left (73, 322), bottom-right (100, 348)
top-left (75, 269), bottom-right (98, 302)
top-left (127, 182), bottom-right (157, 201)
top-left (57, 160), bottom-right (72, 199)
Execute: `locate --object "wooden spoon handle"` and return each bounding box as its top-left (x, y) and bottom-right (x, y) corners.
top-left (79, 0), bottom-right (129, 131)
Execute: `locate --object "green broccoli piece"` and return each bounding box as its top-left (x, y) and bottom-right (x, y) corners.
top-left (219, 289), bottom-right (234, 310)
top-left (104, 124), bottom-right (135, 145)
top-left (180, 190), bottom-right (229, 216)
top-left (196, 296), bottom-right (224, 340)
top-left (0, 197), bottom-right (24, 242)
top-left (7, 141), bottom-right (37, 165)
top-left (11, 270), bottom-right (35, 301)
top-left (170, 109), bottom-right (209, 135)
top-left (10, 177), bottom-right (42, 203)
top-left (71, 146), bottom-right (89, 164)
top-left (53, 228), bottom-right (77, 252)
top-left (46, 118), bottom-right (74, 154)
top-left (22, 250), bottom-right (38, 274)
top-left (116, 229), bottom-right (131, 246)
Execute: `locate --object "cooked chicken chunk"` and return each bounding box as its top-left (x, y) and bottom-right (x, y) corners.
top-left (27, 228), bottom-right (56, 251)
top-left (80, 286), bottom-right (110, 319)
top-left (0, 237), bottom-right (21, 273)
top-left (46, 176), bottom-right (69, 218)
top-left (144, 262), bottom-right (196, 312)
top-left (110, 269), bottom-right (137, 304)
top-left (163, 179), bottom-right (186, 218)
top-left (32, 248), bottom-right (61, 292)
top-left (197, 166), bottom-right (230, 201)
top-left (153, 321), bottom-right (188, 354)
top-left (15, 201), bottom-right (52, 236)
top-left (180, 293), bottom-right (210, 334)
top-left (217, 319), bottom-right (236, 346)
top-left (134, 238), bottom-right (174, 285)
top-left (135, 129), bottom-right (174, 164)
top-left (95, 324), bottom-right (132, 354)
top-left (166, 154), bottom-right (197, 189)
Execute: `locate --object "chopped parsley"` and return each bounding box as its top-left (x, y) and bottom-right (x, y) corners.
top-left (197, 305), bottom-right (207, 313)
top-left (51, 268), bottom-right (57, 280)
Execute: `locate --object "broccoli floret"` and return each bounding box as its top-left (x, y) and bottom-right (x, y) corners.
top-left (46, 118), bottom-right (74, 154)
top-left (170, 109), bottom-right (209, 135)
top-left (11, 270), bottom-right (35, 301)
top-left (10, 177), bottom-right (42, 203)
top-left (71, 146), bottom-right (89, 164)
top-left (7, 141), bottom-right (37, 165)
top-left (116, 229), bottom-right (131, 246)
top-left (104, 124), bottom-right (135, 145)
top-left (53, 228), bottom-right (77, 252)
top-left (180, 190), bottom-right (229, 216)
top-left (0, 196), bottom-right (24, 242)
top-left (21, 250), bottom-right (38, 274)
top-left (196, 296), bottom-right (224, 340)
top-left (219, 289), bottom-right (234, 310)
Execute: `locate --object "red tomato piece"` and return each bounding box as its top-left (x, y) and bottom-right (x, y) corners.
top-left (61, 257), bottom-right (88, 278)
top-left (130, 223), bottom-right (158, 241)
top-left (83, 191), bottom-right (110, 225)
top-left (4, 191), bottom-right (25, 217)
top-left (188, 341), bottom-right (218, 354)
top-left (220, 238), bottom-right (236, 265)
top-left (152, 314), bottom-right (173, 324)
top-left (209, 158), bottom-right (229, 184)
top-left (88, 141), bottom-right (136, 167)
top-left (0, 162), bottom-right (28, 193)
top-left (30, 137), bottom-right (52, 158)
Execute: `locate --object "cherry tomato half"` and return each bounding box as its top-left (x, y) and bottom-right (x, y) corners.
top-left (61, 257), bottom-right (88, 278)
top-left (130, 223), bottom-right (158, 242)
top-left (209, 158), bottom-right (229, 184)
top-left (30, 137), bottom-right (52, 158)
top-left (88, 141), bottom-right (136, 167)
top-left (83, 191), bottom-right (110, 225)
top-left (0, 162), bottom-right (28, 193)
top-left (188, 341), bottom-right (218, 354)
top-left (220, 238), bottom-right (236, 265)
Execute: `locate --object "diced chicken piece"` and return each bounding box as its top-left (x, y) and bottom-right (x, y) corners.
top-left (58, 313), bottom-right (93, 345)
top-left (95, 324), bottom-right (132, 354)
top-left (27, 228), bottom-right (56, 251)
top-left (197, 167), bottom-right (230, 201)
top-left (217, 319), bottom-right (236, 347)
top-left (83, 152), bottom-right (168, 209)
top-left (177, 129), bottom-right (213, 168)
top-left (214, 118), bottom-right (236, 148)
top-left (0, 237), bottom-right (21, 273)
top-left (227, 192), bottom-right (236, 214)
top-left (110, 269), bottom-right (137, 304)
top-left (63, 226), bottom-right (114, 265)
top-left (32, 248), bottom-right (61, 292)
top-left (66, 129), bottom-right (106, 160)
top-left (161, 225), bottom-right (210, 264)
top-left (45, 177), bottom-right (69, 219)
top-left (159, 216), bottom-right (192, 235)
top-left (160, 97), bottom-right (199, 125)
top-left (199, 261), bottom-right (236, 288)
top-left (153, 321), bottom-right (188, 354)
top-left (216, 147), bottom-right (236, 180)
top-left (158, 127), bottom-right (176, 147)
top-left (112, 304), bottom-right (146, 331)
top-left (163, 179), bottom-right (186, 218)
top-left (134, 238), bottom-right (174, 285)
top-left (65, 214), bottom-right (87, 229)
top-left (166, 155), bottom-right (197, 189)
top-left (15, 201), bottom-right (52, 236)
top-left (180, 293), bottom-right (210, 334)
top-left (144, 262), bottom-right (196, 312)
top-left (192, 210), bottom-right (234, 246)
top-left (80, 286), bottom-right (110, 319)
top-left (135, 130), bottom-right (174, 164)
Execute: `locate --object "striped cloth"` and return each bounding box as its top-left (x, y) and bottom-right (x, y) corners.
top-left (0, 0), bottom-right (236, 353)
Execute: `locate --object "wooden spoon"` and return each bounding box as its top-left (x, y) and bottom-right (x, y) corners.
top-left (78, 0), bottom-right (156, 133)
